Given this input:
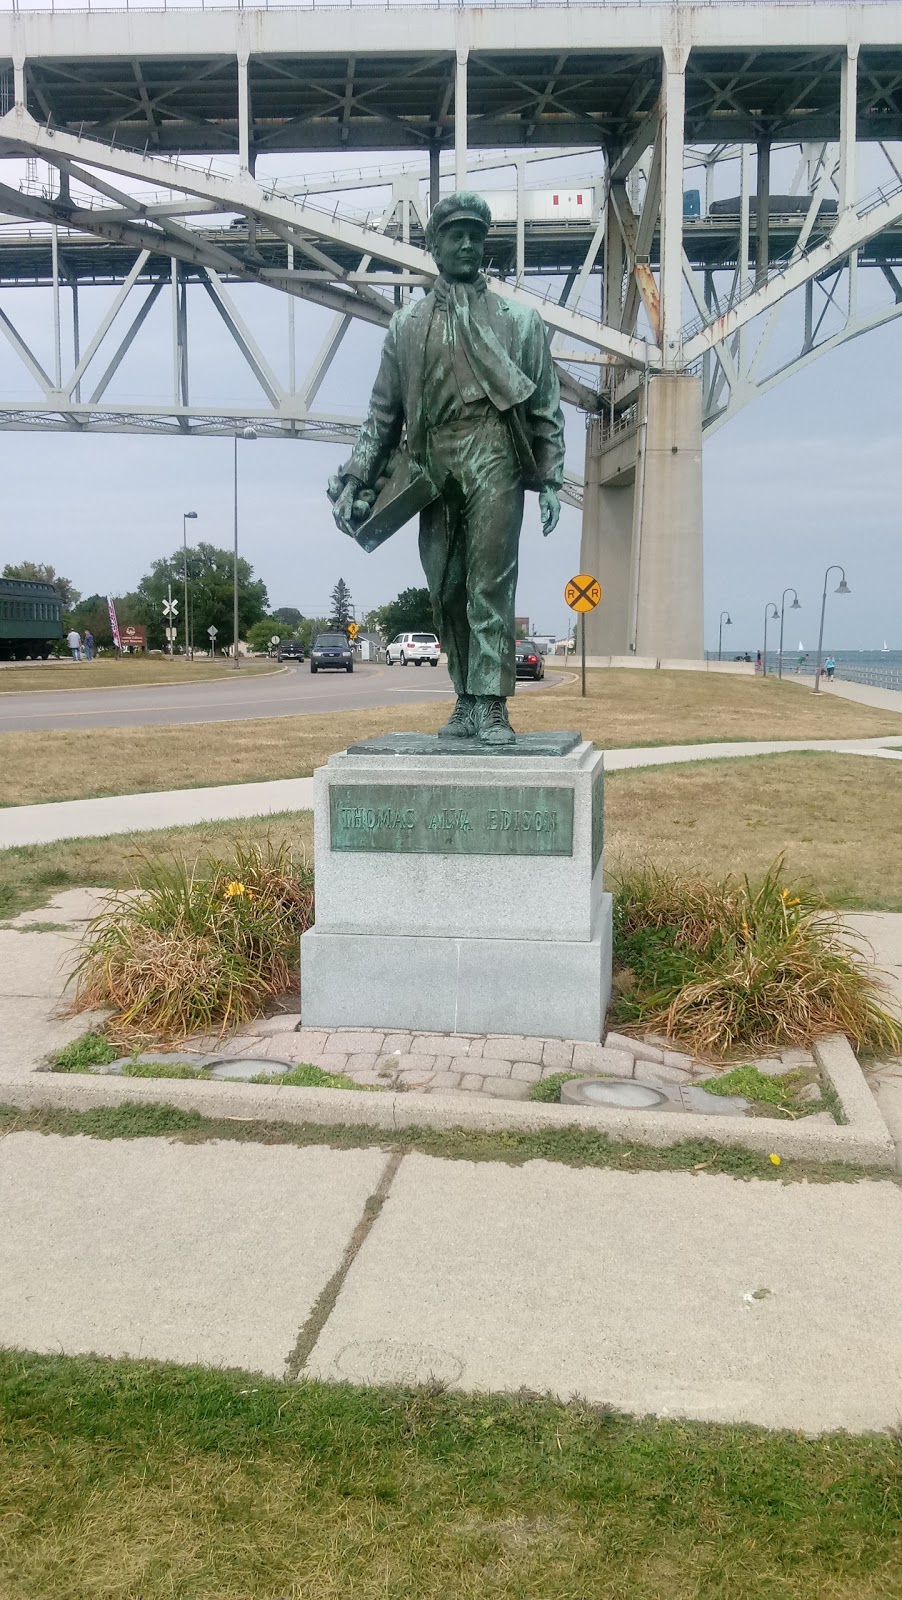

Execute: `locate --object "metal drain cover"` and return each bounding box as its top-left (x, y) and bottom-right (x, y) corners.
top-left (561, 1077), bottom-right (670, 1109)
top-left (208, 1058), bottom-right (295, 1080)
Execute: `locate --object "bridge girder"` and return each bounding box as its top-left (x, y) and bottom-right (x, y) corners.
top-left (0, 11), bottom-right (900, 469)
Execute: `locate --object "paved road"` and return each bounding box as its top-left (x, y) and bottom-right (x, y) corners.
top-left (0, 661), bottom-right (563, 734)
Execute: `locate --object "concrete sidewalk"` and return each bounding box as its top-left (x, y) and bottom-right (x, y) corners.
top-left (2, 898), bottom-right (901, 1431)
top-left (2, 1128), bottom-right (901, 1432)
top-left (1, 735), bottom-right (900, 849)
top-left (816, 677), bottom-right (902, 713)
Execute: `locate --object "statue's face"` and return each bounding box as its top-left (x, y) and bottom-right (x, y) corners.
top-left (433, 220), bottom-right (486, 282)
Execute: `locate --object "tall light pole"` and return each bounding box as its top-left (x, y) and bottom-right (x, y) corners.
top-left (762, 603), bottom-right (779, 676)
top-left (777, 587), bottom-right (801, 680)
top-left (814, 565), bottom-right (850, 693)
top-left (182, 511), bottom-right (197, 658)
top-left (718, 609), bottom-right (731, 661)
top-left (233, 427), bottom-right (257, 670)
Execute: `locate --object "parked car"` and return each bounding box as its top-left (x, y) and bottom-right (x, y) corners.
top-left (515, 639), bottom-right (545, 680)
top-left (310, 632), bottom-right (353, 673)
top-left (385, 631), bottom-right (440, 667)
top-left (277, 640), bottom-right (305, 662)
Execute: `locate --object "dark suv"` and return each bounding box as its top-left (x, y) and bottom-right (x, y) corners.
top-left (310, 632), bottom-right (353, 673)
top-left (277, 640), bottom-right (305, 662)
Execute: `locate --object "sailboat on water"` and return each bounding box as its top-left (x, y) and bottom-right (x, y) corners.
top-left (882, 641), bottom-right (890, 652)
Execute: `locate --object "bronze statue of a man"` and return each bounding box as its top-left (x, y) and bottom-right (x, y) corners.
top-left (328, 191), bottom-right (565, 745)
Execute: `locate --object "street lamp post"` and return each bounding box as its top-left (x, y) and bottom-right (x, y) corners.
top-left (762, 602), bottom-right (779, 677)
top-left (777, 587), bottom-right (801, 679)
top-left (233, 428), bottom-right (257, 670)
top-left (718, 610), bottom-right (732, 661)
top-left (182, 511), bottom-right (197, 657)
top-left (814, 565), bottom-right (851, 693)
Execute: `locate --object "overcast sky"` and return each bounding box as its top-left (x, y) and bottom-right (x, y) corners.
top-left (0, 110), bottom-right (898, 651)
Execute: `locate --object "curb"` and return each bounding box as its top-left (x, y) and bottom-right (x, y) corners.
top-left (8, 1034), bottom-right (895, 1170)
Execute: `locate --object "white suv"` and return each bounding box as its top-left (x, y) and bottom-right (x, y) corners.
top-left (385, 631), bottom-right (440, 667)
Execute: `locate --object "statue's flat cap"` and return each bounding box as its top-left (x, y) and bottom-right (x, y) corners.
top-left (425, 191), bottom-right (492, 252)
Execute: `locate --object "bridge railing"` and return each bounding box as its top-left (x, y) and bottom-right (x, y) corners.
top-left (4, 0), bottom-right (886, 13)
top-left (679, 174), bottom-right (902, 343)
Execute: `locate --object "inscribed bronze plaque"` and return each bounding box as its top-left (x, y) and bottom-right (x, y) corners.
top-left (330, 784), bottom-right (573, 856)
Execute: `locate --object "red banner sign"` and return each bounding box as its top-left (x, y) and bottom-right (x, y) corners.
top-left (107, 595), bottom-right (121, 650)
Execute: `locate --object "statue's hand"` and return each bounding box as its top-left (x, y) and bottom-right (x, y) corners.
top-left (539, 485), bottom-right (561, 537)
top-left (329, 474), bottom-right (375, 537)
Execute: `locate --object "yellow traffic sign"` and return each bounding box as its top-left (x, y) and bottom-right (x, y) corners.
top-left (565, 574), bottom-right (602, 613)
top-left (347, 621), bottom-right (360, 639)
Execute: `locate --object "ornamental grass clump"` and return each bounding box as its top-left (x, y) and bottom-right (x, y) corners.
top-left (611, 860), bottom-right (902, 1059)
top-left (72, 838), bottom-right (313, 1043)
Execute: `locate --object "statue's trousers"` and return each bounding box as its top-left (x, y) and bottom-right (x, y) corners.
top-left (419, 409), bottom-right (524, 699)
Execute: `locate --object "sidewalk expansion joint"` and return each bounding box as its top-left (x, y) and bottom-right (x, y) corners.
top-left (283, 1149), bottom-right (405, 1381)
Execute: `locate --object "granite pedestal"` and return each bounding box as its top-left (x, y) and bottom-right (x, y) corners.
top-left (300, 736), bottom-right (613, 1041)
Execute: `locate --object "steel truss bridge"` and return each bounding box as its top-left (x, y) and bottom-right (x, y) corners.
top-left (1, 1), bottom-right (902, 506)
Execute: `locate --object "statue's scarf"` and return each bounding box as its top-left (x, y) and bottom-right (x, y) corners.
top-left (432, 275), bottom-right (536, 412)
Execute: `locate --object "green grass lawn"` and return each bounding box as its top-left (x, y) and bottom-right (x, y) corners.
top-left (2, 1350), bottom-right (900, 1600)
top-left (1, 753), bottom-right (899, 920)
top-left (0, 657), bottom-right (278, 693)
top-left (1, 668), bottom-right (899, 806)
top-left (0, 1100), bottom-right (865, 1183)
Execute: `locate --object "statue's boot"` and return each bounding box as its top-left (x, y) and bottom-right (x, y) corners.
top-left (476, 695), bottom-right (516, 745)
top-left (438, 693), bottom-right (477, 738)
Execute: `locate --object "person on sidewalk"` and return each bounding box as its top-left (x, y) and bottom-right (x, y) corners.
top-left (66, 628), bottom-right (81, 662)
top-left (83, 630), bottom-right (94, 662)
top-left (328, 191), bottom-right (565, 745)
top-left (825, 656), bottom-right (836, 681)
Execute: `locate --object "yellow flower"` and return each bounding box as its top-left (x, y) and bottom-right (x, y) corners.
top-left (769, 1153), bottom-right (781, 1166)
top-left (790, 897), bottom-right (801, 906)
top-left (224, 880), bottom-right (247, 898)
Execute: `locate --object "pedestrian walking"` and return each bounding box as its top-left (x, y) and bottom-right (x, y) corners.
top-left (825, 656), bottom-right (836, 682)
top-left (66, 628), bottom-right (81, 661)
top-left (83, 630), bottom-right (94, 661)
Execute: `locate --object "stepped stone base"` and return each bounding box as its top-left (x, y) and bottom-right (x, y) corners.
top-left (301, 739), bottom-right (612, 1042)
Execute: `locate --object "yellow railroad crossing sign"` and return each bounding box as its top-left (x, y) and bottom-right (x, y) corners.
top-left (564, 573), bottom-right (602, 613)
top-left (347, 621), bottom-right (360, 639)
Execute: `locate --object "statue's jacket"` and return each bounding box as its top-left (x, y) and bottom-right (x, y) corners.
top-left (342, 281), bottom-right (566, 496)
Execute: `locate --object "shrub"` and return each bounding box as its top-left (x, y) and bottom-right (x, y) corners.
top-left (247, 1063), bottom-right (375, 1090)
top-left (699, 1065), bottom-right (819, 1118)
top-left (528, 1073), bottom-right (581, 1103)
top-left (121, 1062), bottom-right (210, 1080)
top-left (611, 860), bottom-right (902, 1059)
top-left (51, 1031), bottom-right (118, 1072)
top-left (72, 838), bottom-right (313, 1044)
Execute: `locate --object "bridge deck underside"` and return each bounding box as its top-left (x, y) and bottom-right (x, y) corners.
top-left (2, 46), bottom-right (902, 154)
top-left (3, 217), bottom-right (901, 292)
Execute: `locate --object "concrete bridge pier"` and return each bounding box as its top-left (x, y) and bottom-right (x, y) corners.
top-left (580, 374), bottom-right (704, 661)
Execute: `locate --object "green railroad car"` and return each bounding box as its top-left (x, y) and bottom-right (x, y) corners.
top-left (0, 576), bottom-right (64, 660)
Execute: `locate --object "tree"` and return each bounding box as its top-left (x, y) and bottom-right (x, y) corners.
top-left (372, 586), bottom-right (435, 641)
top-left (296, 616), bottom-right (331, 651)
top-left (329, 578), bottom-right (353, 630)
top-left (247, 618), bottom-right (281, 655)
top-left (134, 542), bottom-right (268, 653)
top-left (3, 561), bottom-right (80, 611)
top-left (272, 606), bottom-right (303, 630)
top-left (69, 593), bottom-right (114, 649)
